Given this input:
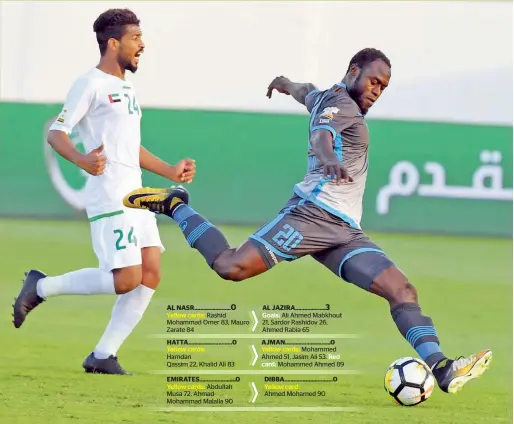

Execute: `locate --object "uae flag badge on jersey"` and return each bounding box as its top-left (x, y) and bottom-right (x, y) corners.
top-left (108, 93), bottom-right (121, 103)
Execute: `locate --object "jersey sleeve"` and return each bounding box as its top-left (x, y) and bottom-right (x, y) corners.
top-left (305, 88), bottom-right (321, 113)
top-left (49, 77), bottom-right (96, 134)
top-left (310, 99), bottom-right (355, 139)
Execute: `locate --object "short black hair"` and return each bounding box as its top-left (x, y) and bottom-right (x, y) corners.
top-left (346, 48), bottom-right (391, 73)
top-left (93, 8), bottom-right (140, 55)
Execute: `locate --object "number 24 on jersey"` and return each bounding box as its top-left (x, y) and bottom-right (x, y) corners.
top-left (108, 93), bottom-right (140, 115)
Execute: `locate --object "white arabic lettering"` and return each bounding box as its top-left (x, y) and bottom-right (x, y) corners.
top-left (377, 150), bottom-right (513, 215)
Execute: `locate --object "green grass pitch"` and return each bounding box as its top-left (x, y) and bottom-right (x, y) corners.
top-left (0, 218), bottom-right (511, 424)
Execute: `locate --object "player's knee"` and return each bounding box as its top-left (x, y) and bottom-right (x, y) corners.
top-left (142, 268), bottom-right (161, 289)
top-left (213, 255), bottom-right (248, 282)
top-left (212, 244), bottom-right (267, 282)
top-left (115, 278), bottom-right (141, 294)
top-left (215, 263), bottom-right (248, 282)
top-left (392, 282), bottom-right (418, 305)
top-left (371, 266), bottom-right (418, 306)
top-left (113, 266), bottom-right (143, 294)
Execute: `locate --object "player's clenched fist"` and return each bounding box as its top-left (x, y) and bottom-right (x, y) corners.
top-left (174, 158), bottom-right (196, 183)
top-left (266, 76), bottom-right (291, 98)
top-left (78, 144), bottom-right (107, 176)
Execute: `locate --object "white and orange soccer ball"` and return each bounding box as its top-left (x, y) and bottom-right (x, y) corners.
top-left (384, 357), bottom-right (435, 406)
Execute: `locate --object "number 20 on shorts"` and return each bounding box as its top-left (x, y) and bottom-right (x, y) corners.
top-left (272, 224), bottom-right (303, 252)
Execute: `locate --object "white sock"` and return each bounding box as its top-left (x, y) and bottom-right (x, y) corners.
top-left (36, 268), bottom-right (115, 298)
top-left (94, 284), bottom-right (155, 359)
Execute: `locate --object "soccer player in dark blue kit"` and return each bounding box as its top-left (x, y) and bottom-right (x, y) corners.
top-left (124, 48), bottom-right (492, 394)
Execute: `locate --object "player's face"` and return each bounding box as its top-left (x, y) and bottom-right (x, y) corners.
top-left (117, 25), bottom-right (145, 73)
top-left (349, 59), bottom-right (390, 114)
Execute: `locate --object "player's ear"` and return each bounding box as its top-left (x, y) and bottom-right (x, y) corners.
top-left (350, 64), bottom-right (360, 77)
top-left (107, 38), bottom-right (119, 52)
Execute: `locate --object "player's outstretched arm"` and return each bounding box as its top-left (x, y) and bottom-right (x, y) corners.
top-left (266, 76), bottom-right (317, 106)
top-left (140, 146), bottom-right (196, 183)
top-left (310, 130), bottom-right (352, 184)
top-left (48, 130), bottom-right (106, 176)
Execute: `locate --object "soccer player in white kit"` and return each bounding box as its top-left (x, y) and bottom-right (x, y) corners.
top-left (12, 8), bottom-right (195, 375)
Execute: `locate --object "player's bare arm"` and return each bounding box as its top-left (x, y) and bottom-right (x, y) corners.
top-left (266, 76), bottom-right (317, 105)
top-left (47, 130), bottom-right (106, 176)
top-left (139, 146), bottom-right (196, 183)
top-left (310, 129), bottom-right (353, 184)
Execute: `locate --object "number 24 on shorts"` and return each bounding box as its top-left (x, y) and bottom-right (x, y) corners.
top-left (272, 224), bottom-right (303, 252)
top-left (113, 227), bottom-right (137, 251)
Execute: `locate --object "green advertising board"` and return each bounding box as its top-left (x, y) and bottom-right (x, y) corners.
top-left (363, 121), bottom-right (512, 237)
top-left (0, 102), bottom-right (511, 237)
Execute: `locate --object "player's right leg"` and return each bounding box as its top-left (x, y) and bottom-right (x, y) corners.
top-left (123, 185), bottom-right (270, 281)
top-left (123, 188), bottom-right (322, 282)
top-left (312, 231), bottom-right (492, 394)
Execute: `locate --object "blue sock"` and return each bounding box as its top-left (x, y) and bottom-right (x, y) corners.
top-left (391, 302), bottom-right (446, 368)
top-left (172, 204), bottom-right (230, 267)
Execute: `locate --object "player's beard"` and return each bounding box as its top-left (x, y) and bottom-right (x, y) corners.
top-left (118, 55), bottom-right (138, 74)
top-left (348, 74), bottom-right (367, 115)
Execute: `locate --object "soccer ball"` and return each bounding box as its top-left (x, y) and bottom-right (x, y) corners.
top-left (384, 357), bottom-right (435, 406)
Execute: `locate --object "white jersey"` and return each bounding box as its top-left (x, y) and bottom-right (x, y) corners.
top-left (49, 67), bottom-right (143, 219)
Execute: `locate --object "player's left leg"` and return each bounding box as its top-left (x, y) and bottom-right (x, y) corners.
top-left (312, 233), bottom-right (492, 394)
top-left (84, 210), bottom-right (164, 375)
